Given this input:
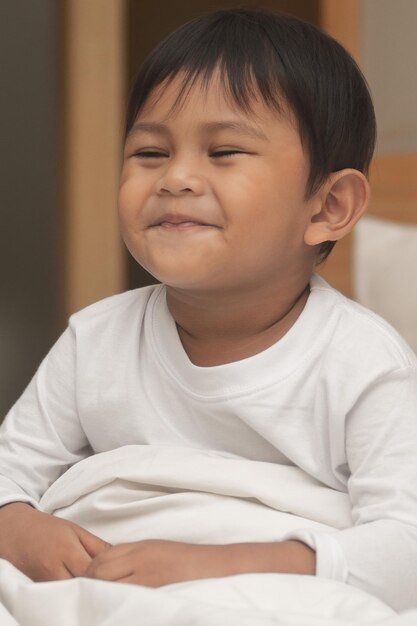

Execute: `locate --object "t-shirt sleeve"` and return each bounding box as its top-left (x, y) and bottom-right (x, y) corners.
top-left (283, 365), bottom-right (417, 611)
top-left (0, 326), bottom-right (91, 509)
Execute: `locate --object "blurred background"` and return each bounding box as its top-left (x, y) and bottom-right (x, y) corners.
top-left (1, 0), bottom-right (416, 419)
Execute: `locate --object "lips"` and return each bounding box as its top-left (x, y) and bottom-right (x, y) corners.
top-left (150, 213), bottom-right (214, 228)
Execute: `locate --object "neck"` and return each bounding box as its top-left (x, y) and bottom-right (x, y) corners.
top-left (166, 275), bottom-right (312, 366)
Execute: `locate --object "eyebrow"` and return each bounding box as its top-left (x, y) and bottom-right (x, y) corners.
top-left (128, 120), bottom-right (268, 141)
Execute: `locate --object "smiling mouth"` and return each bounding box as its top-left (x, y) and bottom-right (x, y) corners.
top-left (155, 220), bottom-right (210, 230)
top-left (150, 214), bottom-right (218, 230)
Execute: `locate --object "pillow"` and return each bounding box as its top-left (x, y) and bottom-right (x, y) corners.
top-left (354, 215), bottom-right (417, 353)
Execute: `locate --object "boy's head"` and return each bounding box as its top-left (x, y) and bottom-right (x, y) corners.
top-left (124, 8), bottom-right (376, 265)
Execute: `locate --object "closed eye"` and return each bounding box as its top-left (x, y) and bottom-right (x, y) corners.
top-left (210, 150), bottom-right (245, 159)
top-left (132, 149), bottom-right (246, 160)
top-left (133, 150), bottom-right (167, 159)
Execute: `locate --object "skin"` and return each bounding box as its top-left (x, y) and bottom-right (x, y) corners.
top-left (86, 73), bottom-right (350, 586)
top-left (0, 73), bottom-right (369, 587)
top-left (0, 502), bottom-right (109, 581)
top-left (119, 74), bottom-right (322, 366)
top-left (84, 539), bottom-right (316, 586)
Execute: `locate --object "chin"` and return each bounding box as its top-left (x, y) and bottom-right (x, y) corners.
top-left (134, 252), bottom-right (231, 292)
top-left (157, 275), bottom-right (211, 291)
top-left (152, 270), bottom-right (225, 293)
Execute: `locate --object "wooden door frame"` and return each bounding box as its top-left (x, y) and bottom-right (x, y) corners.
top-left (61, 0), bottom-right (126, 318)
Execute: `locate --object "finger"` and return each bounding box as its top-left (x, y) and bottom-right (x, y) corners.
top-left (115, 574), bottom-right (141, 586)
top-left (88, 542), bottom-right (137, 567)
top-left (46, 562), bottom-right (73, 581)
top-left (76, 526), bottom-right (111, 558)
top-left (115, 573), bottom-right (162, 587)
top-left (61, 563), bottom-right (74, 580)
top-left (64, 542), bottom-right (94, 578)
top-left (86, 555), bottom-right (135, 581)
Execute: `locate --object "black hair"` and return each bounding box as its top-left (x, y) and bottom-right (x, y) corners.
top-left (126, 8), bottom-right (376, 262)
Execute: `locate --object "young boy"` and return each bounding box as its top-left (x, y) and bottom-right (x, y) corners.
top-left (0, 8), bottom-right (416, 612)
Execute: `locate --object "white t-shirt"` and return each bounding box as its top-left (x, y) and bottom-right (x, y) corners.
top-left (1, 274), bottom-right (417, 610)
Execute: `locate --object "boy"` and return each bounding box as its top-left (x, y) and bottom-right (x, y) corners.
top-left (0, 8), bottom-right (416, 611)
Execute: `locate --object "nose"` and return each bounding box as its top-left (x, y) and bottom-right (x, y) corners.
top-left (157, 157), bottom-right (206, 196)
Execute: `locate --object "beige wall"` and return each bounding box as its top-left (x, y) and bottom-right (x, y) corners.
top-left (352, 1), bottom-right (417, 347)
top-left (361, 0), bottom-right (417, 154)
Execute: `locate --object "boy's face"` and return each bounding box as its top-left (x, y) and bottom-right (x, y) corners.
top-left (119, 73), bottom-right (320, 294)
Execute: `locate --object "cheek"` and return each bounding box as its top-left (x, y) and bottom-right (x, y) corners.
top-left (216, 170), bottom-right (267, 218)
top-left (229, 161), bottom-right (300, 206)
top-left (117, 188), bottom-right (132, 238)
top-left (118, 182), bottom-right (131, 217)
top-left (220, 168), bottom-right (296, 232)
top-left (118, 176), bottom-right (147, 224)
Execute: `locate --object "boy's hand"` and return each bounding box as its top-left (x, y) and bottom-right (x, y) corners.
top-left (0, 502), bottom-right (110, 581)
top-left (85, 538), bottom-right (315, 587)
top-left (85, 539), bottom-right (227, 587)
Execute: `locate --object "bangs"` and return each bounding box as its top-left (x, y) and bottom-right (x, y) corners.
top-left (141, 65), bottom-right (284, 123)
top-left (125, 11), bottom-right (289, 135)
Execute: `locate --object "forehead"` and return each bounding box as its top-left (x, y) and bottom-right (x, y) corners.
top-left (135, 71), bottom-right (289, 128)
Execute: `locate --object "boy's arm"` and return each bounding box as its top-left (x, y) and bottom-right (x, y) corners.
top-left (0, 326), bottom-right (91, 508)
top-left (0, 502), bottom-right (109, 581)
top-left (283, 366), bottom-right (417, 611)
top-left (0, 327), bottom-right (96, 578)
top-left (85, 538), bottom-right (315, 586)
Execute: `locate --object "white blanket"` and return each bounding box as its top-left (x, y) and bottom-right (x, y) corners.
top-left (0, 444), bottom-right (416, 625)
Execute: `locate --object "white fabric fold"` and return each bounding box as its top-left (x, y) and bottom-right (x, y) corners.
top-left (282, 528), bottom-right (349, 582)
top-left (40, 444), bottom-right (352, 537)
top-left (0, 445), bottom-right (402, 625)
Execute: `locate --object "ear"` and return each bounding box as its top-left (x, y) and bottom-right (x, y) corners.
top-left (304, 169), bottom-right (370, 246)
